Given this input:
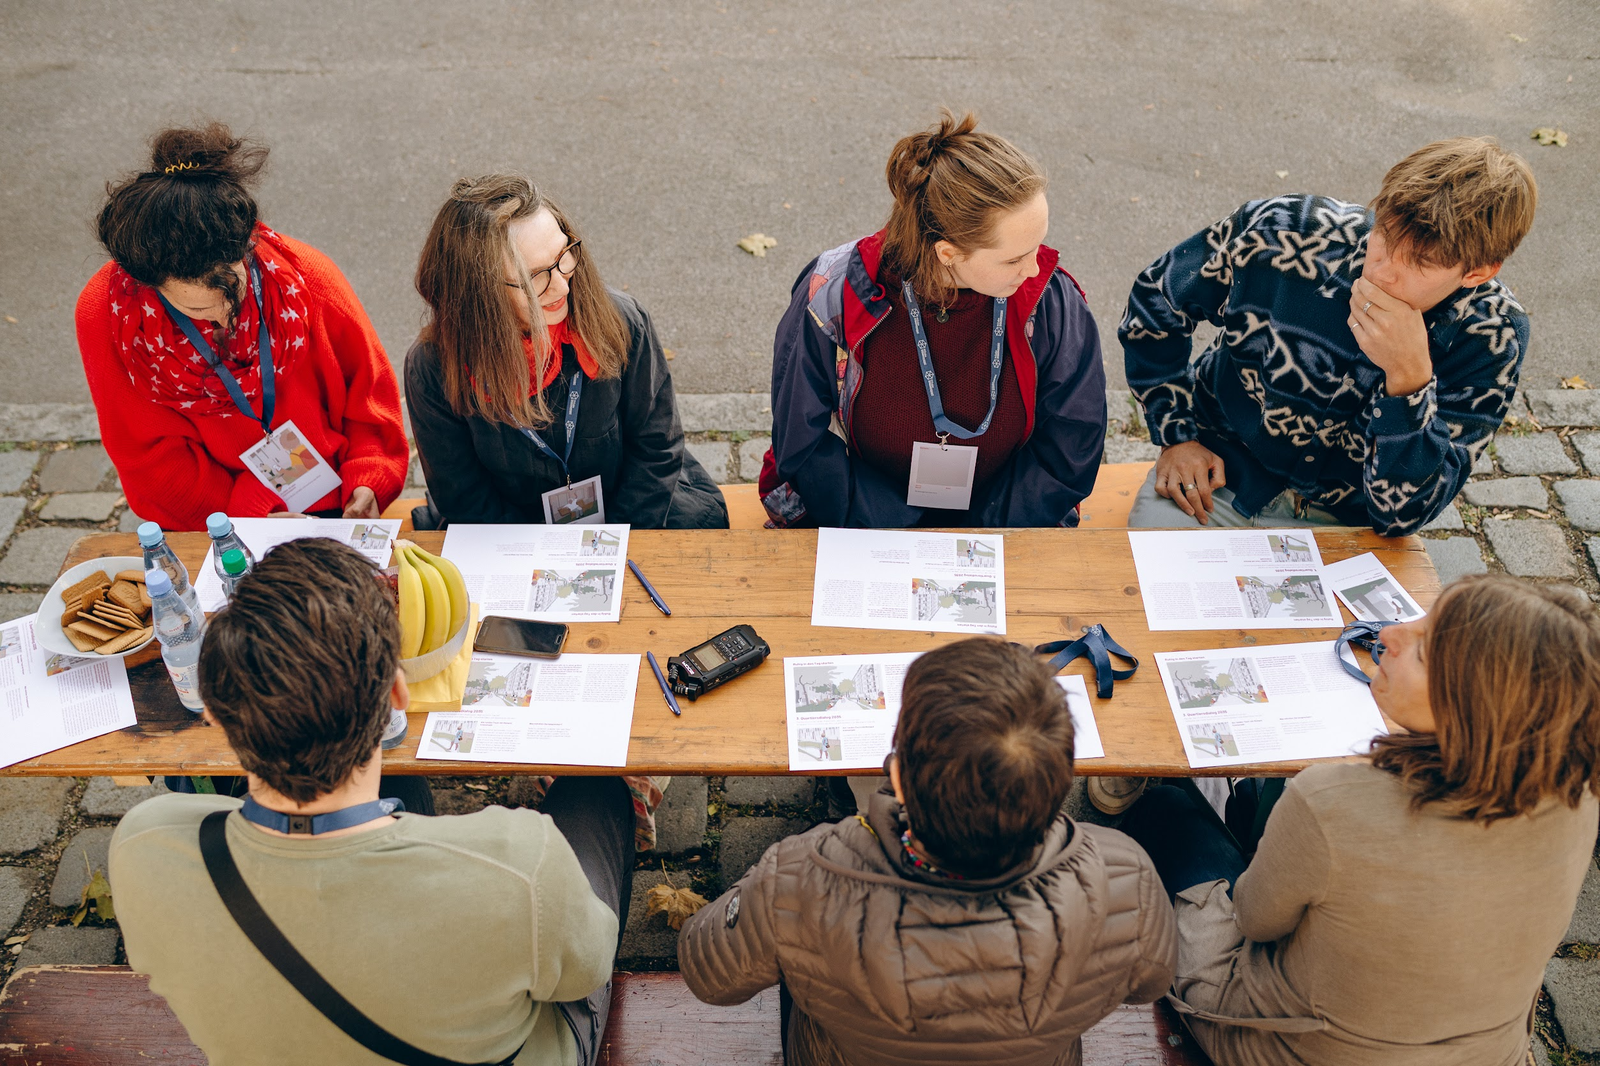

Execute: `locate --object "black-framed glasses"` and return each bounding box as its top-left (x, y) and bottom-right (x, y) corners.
top-left (505, 240), bottom-right (581, 298)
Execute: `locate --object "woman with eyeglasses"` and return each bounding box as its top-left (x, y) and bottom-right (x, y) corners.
top-left (405, 176), bottom-right (728, 529)
top-left (76, 123), bottom-right (409, 530)
top-left (1117, 574), bottom-right (1600, 1066)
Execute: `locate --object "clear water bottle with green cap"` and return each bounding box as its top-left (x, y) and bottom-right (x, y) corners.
top-left (146, 568), bottom-right (206, 713)
top-left (205, 513), bottom-right (256, 582)
top-left (137, 522), bottom-right (200, 615)
top-left (219, 549), bottom-right (252, 602)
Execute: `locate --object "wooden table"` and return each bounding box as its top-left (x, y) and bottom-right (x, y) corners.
top-left (1, 528), bottom-right (1436, 779)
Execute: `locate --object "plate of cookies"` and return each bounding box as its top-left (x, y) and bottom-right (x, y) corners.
top-left (38, 557), bottom-right (157, 658)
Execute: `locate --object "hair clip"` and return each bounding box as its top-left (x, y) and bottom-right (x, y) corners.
top-left (163, 162), bottom-right (199, 175)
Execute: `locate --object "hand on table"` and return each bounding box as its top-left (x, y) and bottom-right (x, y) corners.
top-left (1349, 277), bottom-right (1432, 397)
top-left (342, 486), bottom-right (380, 519)
top-left (1155, 441), bottom-right (1226, 525)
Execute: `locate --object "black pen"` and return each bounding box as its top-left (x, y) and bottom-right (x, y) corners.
top-left (646, 651), bottom-right (682, 717)
top-left (627, 558), bottom-right (672, 616)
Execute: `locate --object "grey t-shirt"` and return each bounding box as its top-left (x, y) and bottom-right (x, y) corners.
top-left (109, 795), bottom-right (618, 1065)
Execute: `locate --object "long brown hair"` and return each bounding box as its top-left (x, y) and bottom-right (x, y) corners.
top-left (1370, 575), bottom-right (1600, 824)
top-left (880, 110), bottom-right (1046, 308)
top-left (415, 176), bottom-right (628, 429)
top-left (98, 122), bottom-right (269, 325)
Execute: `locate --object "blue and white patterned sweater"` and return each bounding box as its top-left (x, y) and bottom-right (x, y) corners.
top-left (1119, 194), bottom-right (1528, 536)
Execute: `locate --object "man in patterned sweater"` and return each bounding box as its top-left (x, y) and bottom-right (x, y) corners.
top-left (1119, 137), bottom-right (1537, 536)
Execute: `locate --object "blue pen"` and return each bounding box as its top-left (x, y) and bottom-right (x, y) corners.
top-left (646, 651), bottom-right (682, 717)
top-left (627, 558), bottom-right (672, 616)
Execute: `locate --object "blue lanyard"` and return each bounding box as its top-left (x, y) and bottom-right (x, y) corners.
top-left (520, 359), bottom-right (584, 486)
top-left (157, 261), bottom-right (275, 437)
top-left (239, 794), bottom-right (403, 835)
top-left (900, 280), bottom-right (1007, 442)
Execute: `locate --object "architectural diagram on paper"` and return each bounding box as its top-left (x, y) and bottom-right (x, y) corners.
top-left (429, 718), bottom-right (477, 754)
top-left (792, 662), bottom-right (887, 714)
top-left (1169, 657), bottom-right (1268, 710)
top-left (1236, 574), bottom-right (1331, 620)
top-left (784, 652), bottom-right (920, 769)
top-left (1268, 534), bottom-right (1314, 562)
top-left (1323, 553), bottom-right (1425, 623)
top-left (955, 537), bottom-right (997, 568)
top-left (528, 569), bottom-right (617, 613)
top-left (795, 726), bottom-right (843, 763)
top-left (911, 579), bottom-right (998, 625)
top-left (1128, 529), bottom-right (1339, 631)
top-left (580, 530), bottom-right (620, 557)
top-left (462, 659), bottom-right (536, 708)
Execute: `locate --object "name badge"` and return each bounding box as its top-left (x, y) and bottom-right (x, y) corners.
top-left (239, 419), bottom-right (343, 514)
top-left (542, 474), bottom-right (607, 525)
top-left (906, 441), bottom-right (979, 510)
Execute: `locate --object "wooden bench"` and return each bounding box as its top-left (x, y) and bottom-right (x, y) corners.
top-left (380, 461), bottom-right (1156, 533)
top-left (0, 963), bottom-right (1211, 1065)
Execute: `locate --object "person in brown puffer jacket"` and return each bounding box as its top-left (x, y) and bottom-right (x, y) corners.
top-left (679, 637), bottom-right (1177, 1066)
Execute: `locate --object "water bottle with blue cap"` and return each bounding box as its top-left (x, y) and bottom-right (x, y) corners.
top-left (206, 513), bottom-right (256, 582)
top-left (147, 568), bottom-right (206, 713)
top-left (137, 522), bottom-right (200, 614)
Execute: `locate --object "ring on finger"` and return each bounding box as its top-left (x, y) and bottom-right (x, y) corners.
top-left (1185, 483), bottom-right (1197, 492)
top-left (1362, 300), bottom-right (1373, 313)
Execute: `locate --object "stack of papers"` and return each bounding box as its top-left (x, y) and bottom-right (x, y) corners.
top-left (442, 525), bottom-right (630, 623)
top-left (415, 652), bottom-right (640, 766)
top-left (195, 518), bottom-right (400, 612)
top-left (0, 615), bottom-right (137, 769)
top-left (810, 529), bottom-right (1006, 634)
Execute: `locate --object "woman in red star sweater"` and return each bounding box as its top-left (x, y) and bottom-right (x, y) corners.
top-left (75, 123), bottom-right (408, 531)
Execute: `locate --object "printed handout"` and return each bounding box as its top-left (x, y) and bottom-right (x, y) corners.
top-left (441, 525), bottom-right (630, 623)
top-left (782, 653), bottom-right (1104, 771)
top-left (416, 652), bottom-right (640, 766)
top-left (194, 518), bottom-right (400, 612)
top-left (1323, 553), bottom-right (1425, 622)
top-left (0, 614), bottom-right (137, 769)
top-left (1154, 640), bottom-right (1388, 768)
top-left (1128, 530), bottom-right (1340, 631)
top-left (811, 529), bottom-right (1006, 634)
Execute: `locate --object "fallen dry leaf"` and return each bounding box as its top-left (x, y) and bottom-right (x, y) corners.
top-left (3, 316), bottom-right (16, 324)
top-left (663, 347), bottom-right (676, 361)
top-left (3, 934), bottom-right (27, 946)
top-left (1561, 375), bottom-right (1590, 390)
top-left (737, 233), bottom-right (779, 257)
top-left (1275, 170), bottom-right (1290, 179)
top-left (1508, 32), bottom-right (1528, 42)
top-left (645, 877), bottom-right (709, 930)
top-left (1532, 127), bottom-right (1568, 147)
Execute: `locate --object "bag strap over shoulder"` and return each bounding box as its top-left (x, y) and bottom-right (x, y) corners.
top-left (199, 810), bottom-right (521, 1066)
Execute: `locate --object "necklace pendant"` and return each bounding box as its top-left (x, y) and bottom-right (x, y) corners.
top-left (935, 307), bottom-right (949, 323)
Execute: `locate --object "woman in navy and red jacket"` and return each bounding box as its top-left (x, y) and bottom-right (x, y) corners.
top-left (758, 111), bottom-right (1106, 528)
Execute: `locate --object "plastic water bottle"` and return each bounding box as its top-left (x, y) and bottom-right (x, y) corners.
top-left (206, 513), bottom-right (256, 582)
top-left (219, 549), bottom-right (251, 602)
top-left (146, 568), bottom-right (206, 713)
top-left (138, 522), bottom-right (200, 614)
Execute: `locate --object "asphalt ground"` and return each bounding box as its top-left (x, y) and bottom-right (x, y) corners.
top-left (1, 0), bottom-right (1595, 403)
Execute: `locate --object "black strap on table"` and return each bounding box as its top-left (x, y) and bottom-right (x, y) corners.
top-left (1335, 620), bottom-right (1398, 685)
top-left (1035, 624), bottom-right (1139, 699)
top-left (199, 811), bottom-right (521, 1066)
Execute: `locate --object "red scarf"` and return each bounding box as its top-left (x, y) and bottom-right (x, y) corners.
top-left (523, 317), bottom-right (600, 393)
top-left (108, 224), bottom-right (310, 417)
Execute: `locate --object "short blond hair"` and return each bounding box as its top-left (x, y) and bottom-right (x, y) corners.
top-left (1370, 576), bottom-right (1600, 824)
top-left (1370, 137), bottom-right (1537, 271)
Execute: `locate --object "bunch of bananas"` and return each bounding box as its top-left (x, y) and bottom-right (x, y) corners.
top-left (395, 539), bottom-right (468, 659)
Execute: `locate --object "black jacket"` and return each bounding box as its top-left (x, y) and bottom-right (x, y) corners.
top-left (406, 290), bottom-right (723, 527)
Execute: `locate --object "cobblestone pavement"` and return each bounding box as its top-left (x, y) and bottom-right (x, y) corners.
top-left (2, 395), bottom-right (1598, 1059)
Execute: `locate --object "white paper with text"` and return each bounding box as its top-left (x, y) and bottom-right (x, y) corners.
top-left (1154, 641), bottom-right (1388, 768)
top-left (194, 517), bottom-right (399, 612)
top-left (1323, 553), bottom-right (1425, 622)
top-left (441, 524), bottom-right (630, 623)
top-left (415, 652), bottom-right (640, 766)
top-left (0, 615), bottom-right (137, 769)
top-left (1128, 529), bottom-right (1339, 631)
top-left (810, 528), bottom-right (1005, 634)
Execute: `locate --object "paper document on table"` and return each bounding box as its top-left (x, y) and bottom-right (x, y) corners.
top-left (415, 652), bottom-right (640, 766)
top-left (1323, 553), bottom-right (1425, 622)
top-left (1055, 674), bottom-right (1106, 760)
top-left (194, 518), bottom-right (399, 612)
top-left (1128, 529), bottom-right (1339, 631)
top-left (0, 614), bottom-right (137, 769)
top-left (441, 524), bottom-right (630, 623)
top-left (810, 528), bottom-right (1006, 634)
top-left (784, 652), bottom-right (920, 770)
top-left (1154, 641), bottom-right (1387, 768)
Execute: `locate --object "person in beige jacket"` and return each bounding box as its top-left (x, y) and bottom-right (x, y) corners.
top-left (679, 638), bottom-right (1178, 1066)
top-left (1121, 575), bottom-right (1600, 1065)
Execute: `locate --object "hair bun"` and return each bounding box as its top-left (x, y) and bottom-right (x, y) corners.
top-left (885, 108), bottom-right (980, 204)
top-left (148, 122), bottom-right (268, 184)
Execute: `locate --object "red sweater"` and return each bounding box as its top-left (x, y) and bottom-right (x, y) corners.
top-left (76, 235), bottom-right (408, 531)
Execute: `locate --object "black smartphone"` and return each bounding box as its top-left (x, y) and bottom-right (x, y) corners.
top-left (472, 616), bottom-right (569, 659)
